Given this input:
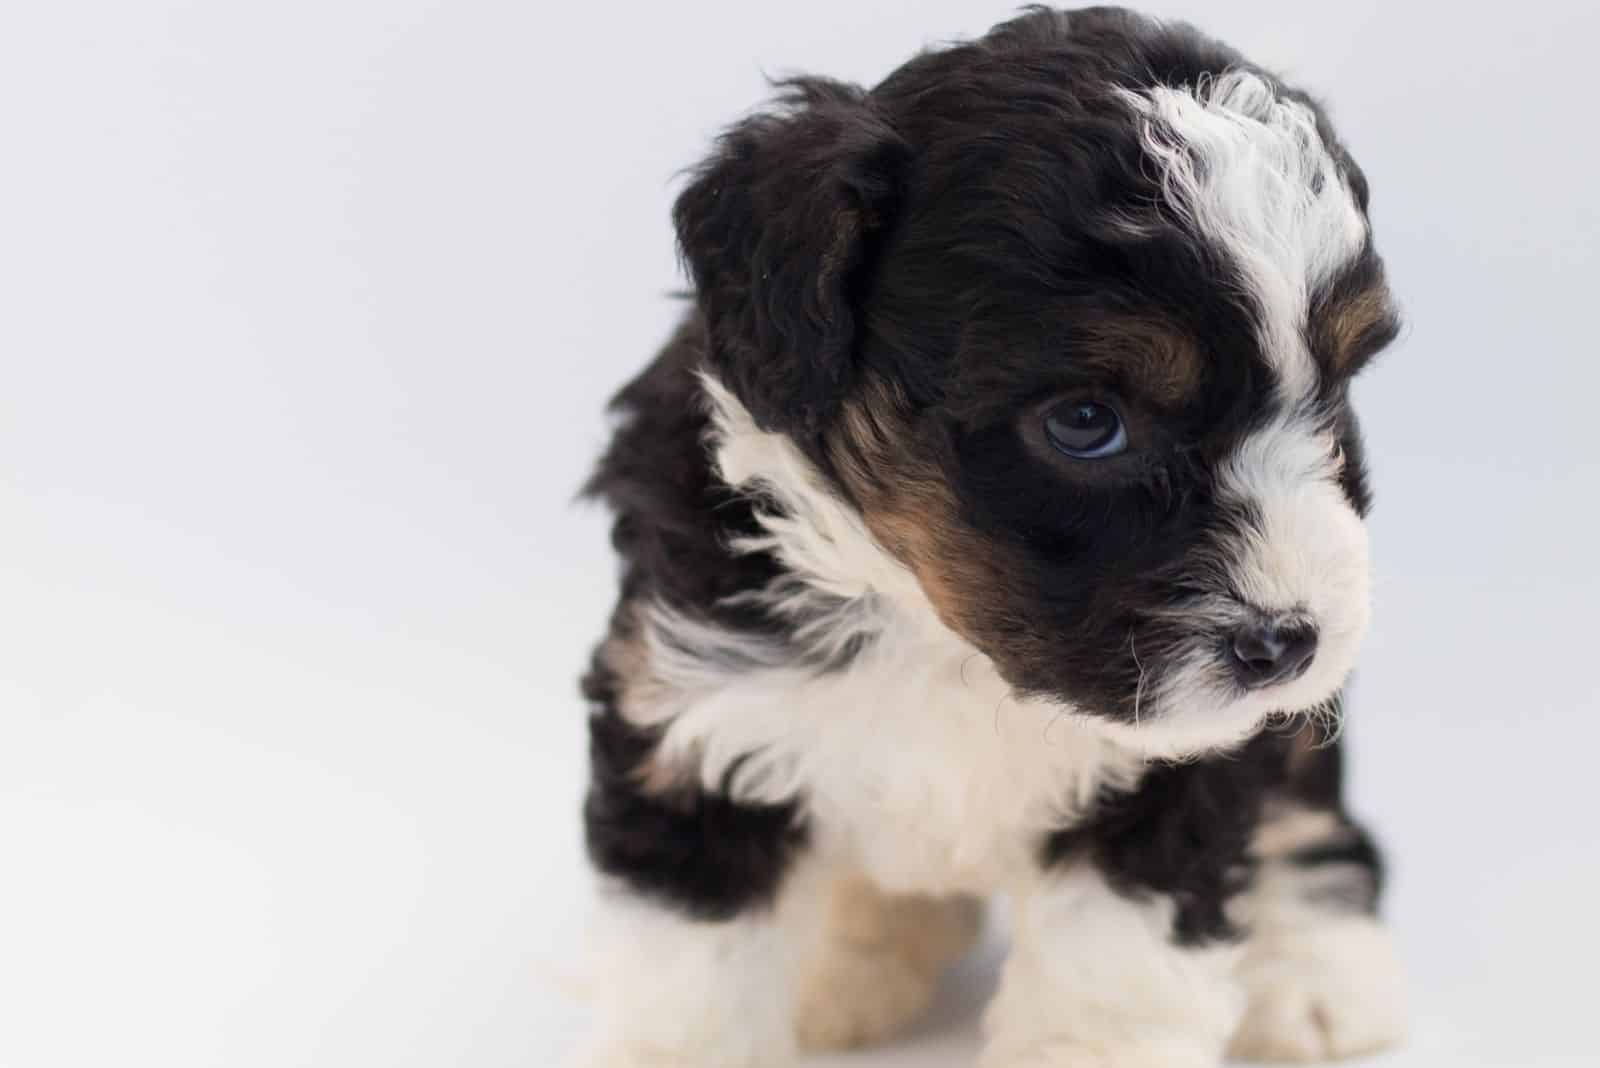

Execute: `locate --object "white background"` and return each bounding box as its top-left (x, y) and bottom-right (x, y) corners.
top-left (2, 2), bottom-right (1597, 1066)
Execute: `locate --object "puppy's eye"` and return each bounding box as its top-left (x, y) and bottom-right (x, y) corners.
top-left (1043, 400), bottom-right (1127, 458)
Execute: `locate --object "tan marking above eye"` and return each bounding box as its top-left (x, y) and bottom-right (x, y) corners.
top-left (1075, 317), bottom-right (1205, 406)
top-left (1314, 285), bottom-right (1399, 373)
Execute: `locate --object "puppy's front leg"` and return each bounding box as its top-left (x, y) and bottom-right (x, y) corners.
top-left (575, 699), bottom-right (816, 1068)
top-left (577, 889), bottom-right (803, 1068)
top-left (1227, 731), bottom-right (1406, 1063)
top-left (981, 868), bottom-right (1243, 1068)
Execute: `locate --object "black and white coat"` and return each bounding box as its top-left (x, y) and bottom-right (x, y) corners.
top-left (578, 8), bottom-right (1405, 1066)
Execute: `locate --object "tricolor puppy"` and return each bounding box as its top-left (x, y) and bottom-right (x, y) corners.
top-left (579, 7), bottom-right (1405, 1066)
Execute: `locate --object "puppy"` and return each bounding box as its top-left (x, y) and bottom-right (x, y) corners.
top-left (578, 7), bottom-right (1406, 1066)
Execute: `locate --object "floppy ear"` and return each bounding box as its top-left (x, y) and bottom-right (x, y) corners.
top-left (673, 78), bottom-right (908, 437)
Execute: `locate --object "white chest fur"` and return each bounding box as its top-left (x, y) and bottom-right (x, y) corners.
top-left (655, 620), bottom-right (1145, 894)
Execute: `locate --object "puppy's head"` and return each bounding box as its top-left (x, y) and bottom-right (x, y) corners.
top-left (675, 8), bottom-right (1400, 753)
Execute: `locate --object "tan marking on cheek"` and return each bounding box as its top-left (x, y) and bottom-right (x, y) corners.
top-left (862, 501), bottom-right (983, 635)
top-left (827, 384), bottom-right (1000, 642)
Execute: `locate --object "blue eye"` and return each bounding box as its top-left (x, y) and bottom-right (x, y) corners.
top-left (1044, 400), bottom-right (1127, 458)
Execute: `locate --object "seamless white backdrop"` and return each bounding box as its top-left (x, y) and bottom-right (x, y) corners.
top-left (2, 3), bottom-right (1596, 1066)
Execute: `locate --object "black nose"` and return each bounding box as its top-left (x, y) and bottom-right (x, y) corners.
top-left (1230, 619), bottom-right (1318, 689)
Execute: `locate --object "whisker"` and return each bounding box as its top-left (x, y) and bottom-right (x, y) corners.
top-left (1129, 631), bottom-right (1148, 728)
top-left (960, 652), bottom-right (981, 689)
top-left (992, 690), bottom-right (1011, 736)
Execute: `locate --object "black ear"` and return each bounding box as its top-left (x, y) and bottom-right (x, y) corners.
top-left (673, 78), bottom-right (908, 437)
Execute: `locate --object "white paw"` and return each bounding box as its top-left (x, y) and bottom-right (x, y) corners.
top-left (1229, 916), bottom-right (1407, 1063)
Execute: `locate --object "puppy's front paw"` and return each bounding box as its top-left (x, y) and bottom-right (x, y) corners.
top-left (1229, 916), bottom-right (1406, 1063)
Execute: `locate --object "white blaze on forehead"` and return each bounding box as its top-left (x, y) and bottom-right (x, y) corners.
top-left (1121, 70), bottom-right (1369, 402)
top-left (1117, 73), bottom-right (1376, 722)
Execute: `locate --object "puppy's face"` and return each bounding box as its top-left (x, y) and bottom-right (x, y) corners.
top-left (676, 9), bottom-right (1399, 751)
